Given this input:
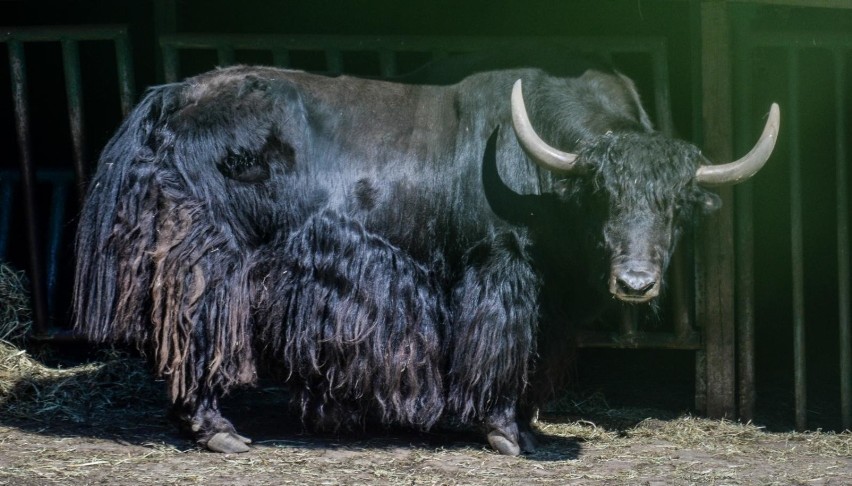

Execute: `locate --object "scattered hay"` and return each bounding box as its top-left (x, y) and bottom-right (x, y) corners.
top-left (0, 262), bottom-right (31, 344)
top-left (627, 415), bottom-right (852, 458)
top-left (0, 261), bottom-right (164, 427)
top-left (0, 340), bottom-right (163, 425)
top-left (0, 346), bottom-right (849, 484)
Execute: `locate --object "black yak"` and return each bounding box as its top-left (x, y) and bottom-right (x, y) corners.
top-left (74, 63), bottom-right (778, 455)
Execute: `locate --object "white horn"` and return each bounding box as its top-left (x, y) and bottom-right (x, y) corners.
top-left (696, 103), bottom-right (780, 186)
top-left (510, 79), bottom-right (585, 175)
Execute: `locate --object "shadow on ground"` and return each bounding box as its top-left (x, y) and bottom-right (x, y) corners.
top-left (2, 370), bottom-right (582, 461)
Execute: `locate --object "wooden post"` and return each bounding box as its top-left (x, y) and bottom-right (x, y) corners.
top-left (697, 0), bottom-right (738, 420)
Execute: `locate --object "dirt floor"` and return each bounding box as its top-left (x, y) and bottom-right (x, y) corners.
top-left (2, 379), bottom-right (851, 486)
top-left (2, 257), bottom-right (850, 485)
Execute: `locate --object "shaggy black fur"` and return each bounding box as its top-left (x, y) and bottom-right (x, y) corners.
top-left (74, 63), bottom-right (723, 456)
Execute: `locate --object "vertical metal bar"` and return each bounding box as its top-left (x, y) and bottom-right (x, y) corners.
top-left (61, 39), bottom-right (88, 202)
top-left (272, 49), bottom-right (290, 67)
top-left (217, 45), bottom-right (235, 66)
top-left (325, 49), bottom-right (342, 75)
top-left (379, 50), bottom-right (396, 78)
top-left (649, 42), bottom-right (691, 346)
top-left (619, 306), bottom-right (638, 340)
top-left (154, 0), bottom-right (178, 84)
top-left (788, 48), bottom-right (807, 432)
top-left (7, 40), bottom-right (49, 336)
top-left (651, 49), bottom-right (674, 136)
top-left (0, 177), bottom-right (14, 259)
top-left (115, 30), bottom-right (136, 117)
top-left (690, 1), bottom-right (707, 416)
top-left (162, 44), bottom-right (180, 83)
top-left (652, 39), bottom-right (690, 343)
top-left (45, 176), bottom-right (69, 316)
top-left (671, 247), bottom-right (692, 340)
top-left (834, 50), bottom-right (851, 431)
top-left (699, 2), bottom-right (738, 420)
top-left (733, 24), bottom-right (756, 423)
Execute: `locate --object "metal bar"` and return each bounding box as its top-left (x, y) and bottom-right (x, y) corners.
top-left (114, 29), bottom-right (136, 117)
top-left (0, 175), bottom-right (15, 259)
top-left (747, 31), bottom-right (852, 49)
top-left (153, 0), bottom-right (178, 85)
top-left (671, 246), bottom-right (692, 340)
top-left (431, 49), bottom-right (449, 62)
top-left (689, 0), bottom-right (706, 418)
top-left (788, 48), bottom-right (807, 432)
top-left (699, 1), bottom-right (738, 419)
top-left (0, 25), bottom-right (129, 43)
top-left (162, 44), bottom-right (180, 83)
top-left (834, 49), bottom-right (851, 431)
top-left (739, 0), bottom-right (852, 9)
top-left (733, 20), bottom-right (756, 423)
top-left (217, 45), bottom-right (235, 66)
top-left (577, 329), bottom-right (702, 350)
top-left (734, 125), bottom-right (757, 421)
top-left (650, 41), bottom-right (691, 346)
top-left (45, 179), bottom-right (70, 316)
top-left (379, 50), bottom-right (397, 78)
top-left (619, 306), bottom-right (638, 339)
top-left (7, 40), bottom-right (49, 336)
top-left (272, 49), bottom-right (291, 67)
top-left (157, 33), bottom-right (669, 54)
top-left (651, 48), bottom-right (674, 136)
top-left (61, 39), bottom-right (87, 202)
top-left (325, 49), bottom-right (342, 74)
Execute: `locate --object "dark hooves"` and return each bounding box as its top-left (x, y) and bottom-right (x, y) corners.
top-left (206, 432), bottom-right (252, 453)
top-left (487, 430), bottom-right (521, 456)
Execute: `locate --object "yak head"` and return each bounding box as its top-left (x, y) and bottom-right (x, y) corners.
top-left (509, 80), bottom-right (780, 304)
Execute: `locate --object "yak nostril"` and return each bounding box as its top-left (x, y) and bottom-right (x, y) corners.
top-left (615, 271), bottom-right (657, 296)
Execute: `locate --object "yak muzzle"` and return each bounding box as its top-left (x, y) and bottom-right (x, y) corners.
top-left (609, 265), bottom-right (660, 303)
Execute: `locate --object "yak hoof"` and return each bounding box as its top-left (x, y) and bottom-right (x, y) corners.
top-left (487, 430), bottom-right (521, 456)
top-left (206, 432), bottom-right (252, 453)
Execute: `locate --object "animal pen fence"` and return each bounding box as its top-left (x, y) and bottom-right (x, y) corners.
top-left (0, 2), bottom-right (849, 432)
top-left (730, 23), bottom-right (852, 431)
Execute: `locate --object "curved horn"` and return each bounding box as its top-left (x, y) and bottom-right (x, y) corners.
top-left (510, 79), bottom-right (585, 175)
top-left (696, 103), bottom-right (780, 186)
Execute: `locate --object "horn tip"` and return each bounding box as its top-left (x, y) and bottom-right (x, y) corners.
top-left (512, 79), bottom-right (523, 95)
top-left (769, 102), bottom-right (781, 121)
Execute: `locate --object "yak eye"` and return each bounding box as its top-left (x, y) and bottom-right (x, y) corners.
top-left (218, 149), bottom-right (270, 182)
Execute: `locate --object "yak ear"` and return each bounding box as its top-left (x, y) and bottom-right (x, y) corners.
top-left (700, 191), bottom-right (722, 214)
top-left (481, 126), bottom-right (545, 225)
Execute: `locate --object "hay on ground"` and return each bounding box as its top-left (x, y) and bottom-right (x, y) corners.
top-left (0, 262), bottom-right (31, 344)
top-left (0, 340), bottom-right (162, 425)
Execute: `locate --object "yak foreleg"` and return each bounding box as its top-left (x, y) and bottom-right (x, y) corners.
top-left (448, 230), bottom-right (540, 455)
top-left (172, 394), bottom-right (252, 453)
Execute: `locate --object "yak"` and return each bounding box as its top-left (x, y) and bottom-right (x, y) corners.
top-left (73, 62), bottom-right (779, 456)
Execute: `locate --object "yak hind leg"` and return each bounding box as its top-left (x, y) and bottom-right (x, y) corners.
top-left (485, 403), bottom-right (522, 456)
top-left (484, 401), bottom-right (538, 456)
top-left (173, 394), bottom-right (252, 453)
top-left (516, 405), bottom-right (539, 453)
top-left (151, 238), bottom-right (258, 453)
